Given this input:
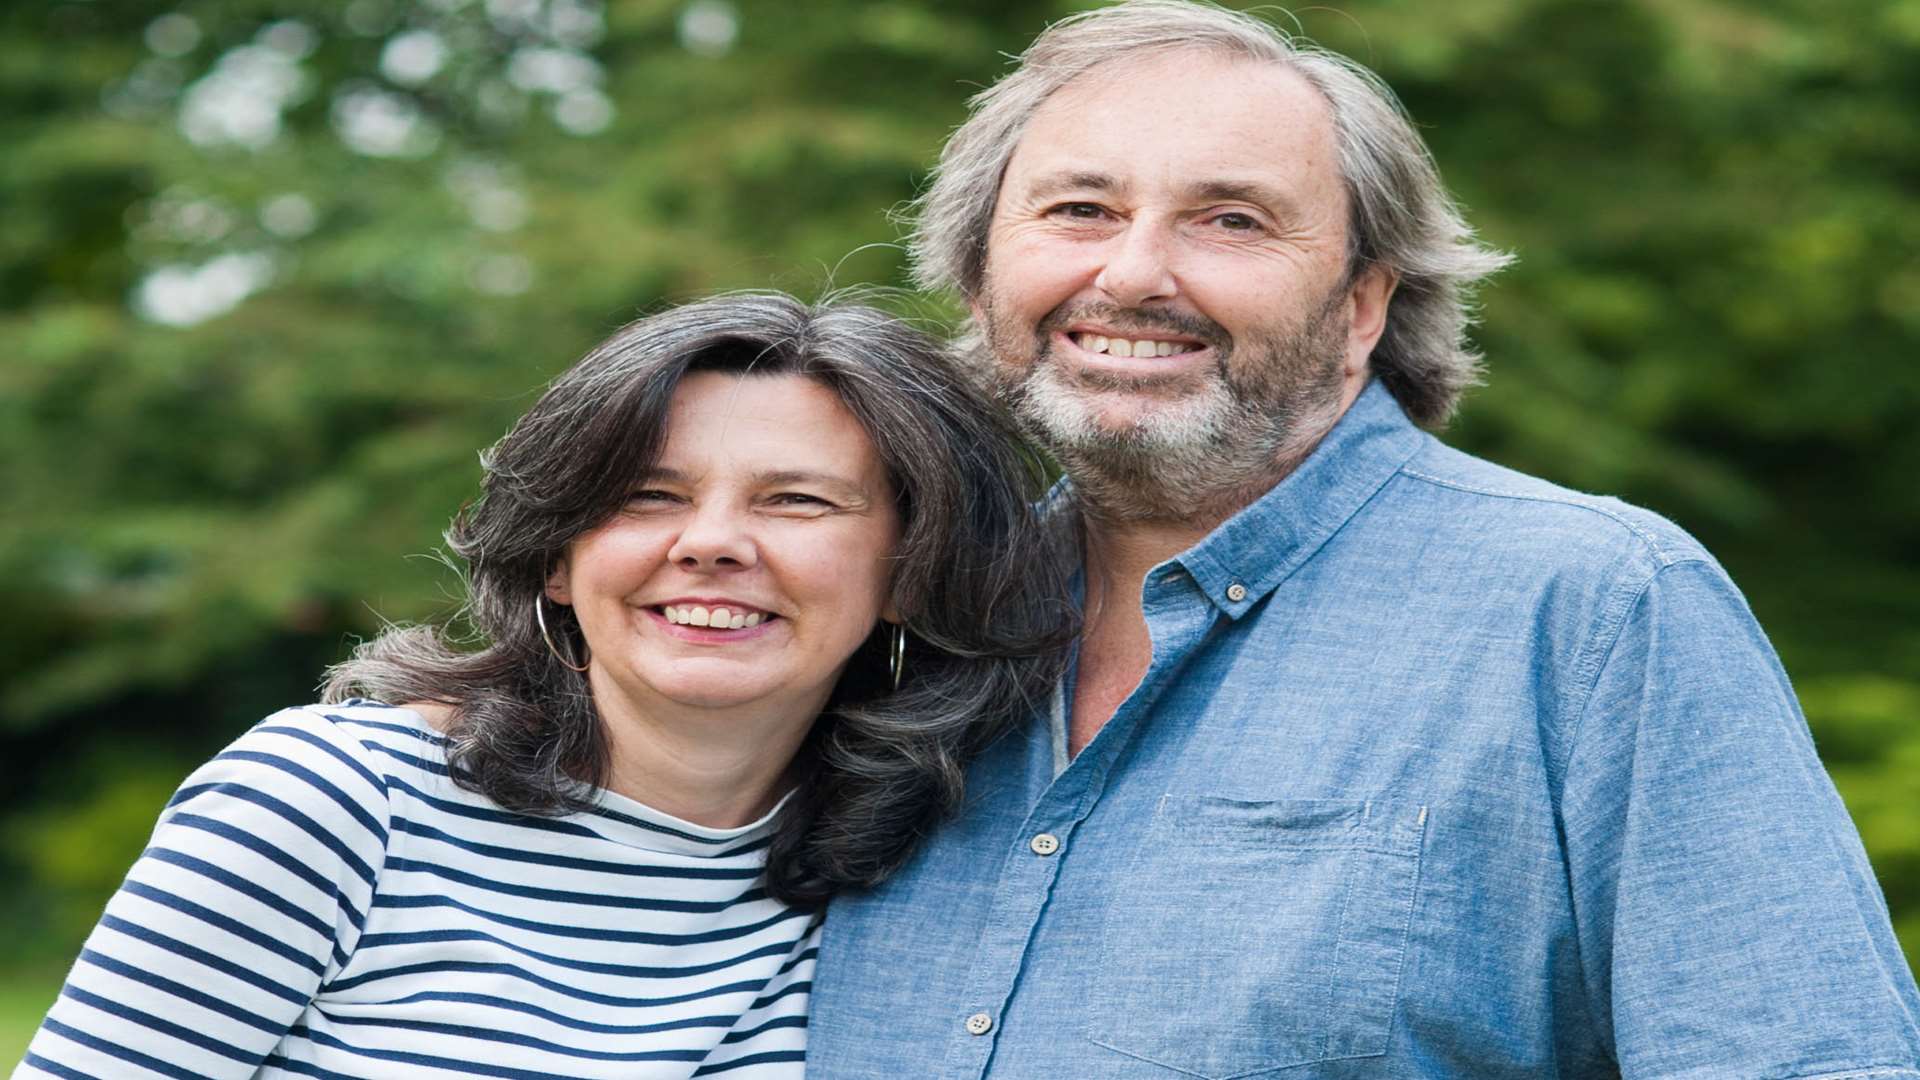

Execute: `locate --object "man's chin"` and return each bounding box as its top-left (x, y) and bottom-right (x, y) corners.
top-left (1018, 395), bottom-right (1226, 456)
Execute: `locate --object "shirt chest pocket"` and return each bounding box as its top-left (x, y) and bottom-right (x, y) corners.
top-left (1088, 796), bottom-right (1427, 1079)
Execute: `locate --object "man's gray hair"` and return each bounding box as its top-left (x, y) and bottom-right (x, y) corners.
top-left (909, 0), bottom-right (1513, 427)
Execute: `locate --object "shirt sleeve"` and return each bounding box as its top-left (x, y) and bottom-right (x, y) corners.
top-left (1560, 558), bottom-right (1920, 1079)
top-left (14, 706), bottom-right (392, 1080)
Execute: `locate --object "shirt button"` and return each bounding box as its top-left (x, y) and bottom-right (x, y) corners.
top-left (1226, 582), bottom-right (1248, 602)
top-left (965, 1012), bottom-right (994, 1035)
top-left (1029, 832), bottom-right (1060, 856)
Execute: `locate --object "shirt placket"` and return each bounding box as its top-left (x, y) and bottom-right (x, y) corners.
top-left (940, 568), bottom-right (1223, 1079)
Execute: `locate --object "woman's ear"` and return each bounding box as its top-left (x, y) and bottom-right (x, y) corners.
top-left (544, 557), bottom-right (573, 606)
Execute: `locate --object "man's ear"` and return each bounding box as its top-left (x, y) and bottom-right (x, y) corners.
top-left (1345, 263), bottom-right (1399, 375)
top-left (544, 557), bottom-right (572, 606)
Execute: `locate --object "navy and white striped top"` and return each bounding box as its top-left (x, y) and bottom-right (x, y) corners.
top-left (16, 701), bottom-right (818, 1079)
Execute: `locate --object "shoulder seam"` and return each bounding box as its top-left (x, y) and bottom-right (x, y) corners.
top-left (1398, 465), bottom-right (1686, 566)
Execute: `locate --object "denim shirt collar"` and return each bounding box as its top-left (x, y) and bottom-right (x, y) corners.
top-left (1170, 379), bottom-right (1424, 617)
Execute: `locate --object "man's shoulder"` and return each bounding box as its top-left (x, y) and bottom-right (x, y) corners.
top-left (1386, 438), bottom-right (1715, 577)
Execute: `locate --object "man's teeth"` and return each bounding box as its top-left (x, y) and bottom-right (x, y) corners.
top-left (662, 605), bottom-right (765, 629)
top-left (1070, 333), bottom-right (1196, 357)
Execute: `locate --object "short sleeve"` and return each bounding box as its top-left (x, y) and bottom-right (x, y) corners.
top-left (1561, 559), bottom-right (1920, 1078)
top-left (15, 706), bottom-right (393, 1080)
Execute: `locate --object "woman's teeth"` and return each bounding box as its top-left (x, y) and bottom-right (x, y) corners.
top-left (662, 605), bottom-right (764, 629)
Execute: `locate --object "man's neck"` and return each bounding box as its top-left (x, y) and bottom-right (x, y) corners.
top-left (1066, 519), bottom-right (1212, 756)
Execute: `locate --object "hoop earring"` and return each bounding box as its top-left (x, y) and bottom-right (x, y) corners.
top-left (888, 622), bottom-right (906, 691)
top-left (535, 595), bottom-right (591, 673)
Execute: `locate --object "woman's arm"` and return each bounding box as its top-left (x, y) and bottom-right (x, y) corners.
top-left (15, 707), bottom-right (392, 1079)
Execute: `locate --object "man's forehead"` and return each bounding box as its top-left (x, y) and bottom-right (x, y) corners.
top-left (1004, 50), bottom-right (1339, 199)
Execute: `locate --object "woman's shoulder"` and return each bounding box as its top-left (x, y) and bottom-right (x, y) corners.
top-left (241, 699), bottom-right (451, 765)
top-left (173, 700), bottom-right (452, 826)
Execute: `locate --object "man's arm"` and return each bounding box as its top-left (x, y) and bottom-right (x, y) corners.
top-left (1560, 557), bottom-right (1920, 1077)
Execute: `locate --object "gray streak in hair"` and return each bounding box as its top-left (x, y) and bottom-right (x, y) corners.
top-left (324, 291), bottom-right (1075, 907)
top-left (908, 0), bottom-right (1513, 427)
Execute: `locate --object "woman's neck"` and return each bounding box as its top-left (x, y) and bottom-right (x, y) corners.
top-left (588, 672), bottom-right (825, 829)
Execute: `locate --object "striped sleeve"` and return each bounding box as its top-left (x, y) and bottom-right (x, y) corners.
top-left (15, 707), bottom-right (392, 1080)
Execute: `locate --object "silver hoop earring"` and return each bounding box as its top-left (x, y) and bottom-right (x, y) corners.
top-left (888, 622), bottom-right (906, 691)
top-left (535, 595), bottom-right (591, 673)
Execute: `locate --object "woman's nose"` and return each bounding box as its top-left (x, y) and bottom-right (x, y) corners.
top-left (666, 504), bottom-right (757, 570)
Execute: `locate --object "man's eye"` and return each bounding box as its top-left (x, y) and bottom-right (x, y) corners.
top-left (1052, 202), bottom-right (1107, 221)
top-left (1211, 211), bottom-right (1261, 231)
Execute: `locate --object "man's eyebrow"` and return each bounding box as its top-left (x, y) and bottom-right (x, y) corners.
top-left (1184, 179), bottom-right (1301, 216)
top-left (1018, 170), bottom-right (1123, 201)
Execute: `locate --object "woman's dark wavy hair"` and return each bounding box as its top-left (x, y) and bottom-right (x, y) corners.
top-left (323, 291), bottom-right (1076, 907)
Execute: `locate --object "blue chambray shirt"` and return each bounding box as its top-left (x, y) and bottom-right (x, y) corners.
top-left (808, 382), bottom-right (1920, 1079)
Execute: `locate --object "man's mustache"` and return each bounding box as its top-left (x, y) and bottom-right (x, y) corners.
top-left (1036, 303), bottom-right (1229, 350)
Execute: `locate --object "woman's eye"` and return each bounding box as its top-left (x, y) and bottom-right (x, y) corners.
top-left (624, 489), bottom-right (679, 507)
top-left (769, 493), bottom-right (831, 508)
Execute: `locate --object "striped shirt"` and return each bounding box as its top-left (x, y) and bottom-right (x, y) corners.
top-left (16, 701), bottom-right (818, 1079)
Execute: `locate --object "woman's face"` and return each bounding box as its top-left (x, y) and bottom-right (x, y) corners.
top-left (546, 371), bottom-right (901, 727)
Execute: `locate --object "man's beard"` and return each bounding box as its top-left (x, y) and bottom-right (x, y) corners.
top-left (975, 287), bottom-right (1352, 524)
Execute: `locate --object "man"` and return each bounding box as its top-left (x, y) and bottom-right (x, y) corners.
top-left (809, 2), bottom-right (1920, 1077)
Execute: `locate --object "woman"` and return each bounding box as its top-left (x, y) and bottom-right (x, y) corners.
top-left (17, 292), bottom-right (1074, 1079)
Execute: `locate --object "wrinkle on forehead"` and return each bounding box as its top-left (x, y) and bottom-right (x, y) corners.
top-left (1006, 49), bottom-right (1345, 224)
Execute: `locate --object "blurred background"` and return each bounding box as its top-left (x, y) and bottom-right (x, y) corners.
top-left (3, 0), bottom-right (1917, 1057)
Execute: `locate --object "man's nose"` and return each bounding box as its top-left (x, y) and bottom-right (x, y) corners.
top-left (666, 503), bottom-right (757, 571)
top-left (1093, 219), bottom-right (1179, 307)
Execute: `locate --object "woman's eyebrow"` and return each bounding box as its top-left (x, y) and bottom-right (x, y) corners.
top-left (754, 470), bottom-right (872, 500)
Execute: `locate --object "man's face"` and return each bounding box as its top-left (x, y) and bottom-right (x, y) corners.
top-left (973, 50), bottom-right (1391, 518)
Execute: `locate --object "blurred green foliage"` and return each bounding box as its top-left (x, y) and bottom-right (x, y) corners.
top-left (2, 0), bottom-right (1915, 999)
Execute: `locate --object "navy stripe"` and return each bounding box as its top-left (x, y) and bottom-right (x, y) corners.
top-left (343, 989), bottom-right (742, 1035)
top-left (380, 765), bottom-right (738, 848)
top-left (216, 748), bottom-right (388, 846)
top-left (121, 881), bottom-right (326, 976)
top-left (382, 855), bottom-right (765, 911)
top-left (327, 711), bottom-right (447, 744)
top-left (354, 928), bottom-right (799, 979)
top-left (320, 1011), bottom-right (732, 1063)
top-left (371, 891), bottom-right (807, 944)
top-left (165, 782), bottom-right (378, 887)
top-left (35, 1020), bottom-right (210, 1080)
top-left (776, 944), bottom-right (820, 976)
top-left (19, 1052), bottom-right (99, 1080)
top-left (163, 811), bottom-right (367, 928)
top-left (363, 741), bottom-right (454, 777)
top-left (259, 1051), bottom-right (376, 1079)
top-left (720, 1013), bottom-right (808, 1044)
top-left (382, 775), bottom-right (608, 839)
top-left (293, 1024), bottom-right (702, 1077)
top-left (76, 949), bottom-right (286, 1034)
top-left (745, 978), bottom-right (812, 1013)
top-left (99, 914), bottom-right (311, 1006)
top-left (327, 960), bottom-right (773, 1008)
top-left (58, 986), bottom-right (260, 1065)
top-left (257, 721), bottom-right (392, 801)
top-left (694, 1050), bottom-right (809, 1076)
top-left (144, 846), bottom-right (335, 940)
top-left (389, 816), bottom-right (762, 878)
